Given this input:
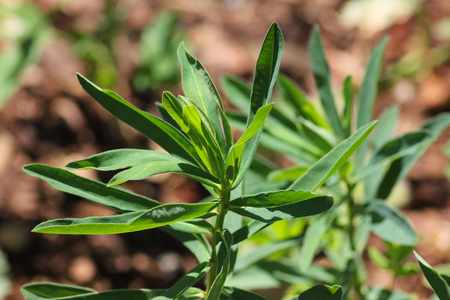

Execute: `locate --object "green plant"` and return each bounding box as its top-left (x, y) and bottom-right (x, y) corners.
top-left (0, 2), bottom-right (51, 107)
top-left (222, 28), bottom-right (450, 299)
top-left (415, 252), bottom-right (450, 300)
top-left (22, 23), bottom-right (375, 300)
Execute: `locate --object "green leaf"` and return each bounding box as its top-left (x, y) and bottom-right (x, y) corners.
top-left (196, 60), bottom-right (233, 151)
top-left (234, 238), bottom-right (298, 273)
top-left (230, 191), bottom-right (333, 223)
top-left (309, 27), bottom-right (343, 138)
top-left (356, 131), bottom-right (432, 179)
top-left (354, 36), bottom-right (388, 168)
top-left (66, 149), bottom-right (173, 171)
top-left (178, 43), bottom-right (227, 154)
top-left (367, 201), bottom-right (418, 246)
top-left (167, 219), bottom-right (212, 234)
top-left (289, 121), bottom-right (377, 191)
top-left (376, 113), bottom-right (450, 199)
top-left (299, 209), bottom-right (337, 271)
top-left (268, 165), bottom-right (309, 182)
top-left (22, 284), bottom-right (203, 300)
top-left (33, 202), bottom-right (217, 235)
top-left (371, 106), bottom-right (400, 152)
top-left (368, 246), bottom-right (390, 270)
top-left (232, 220), bottom-right (270, 245)
top-left (342, 76), bottom-right (353, 137)
top-left (233, 22), bottom-right (283, 187)
top-left (108, 158), bottom-right (220, 188)
top-left (295, 285), bottom-right (343, 300)
top-left (77, 73), bottom-right (200, 165)
top-left (366, 287), bottom-right (412, 300)
top-left (222, 287), bottom-right (268, 300)
top-left (23, 164), bottom-right (159, 213)
top-left (161, 262), bottom-right (210, 299)
top-left (298, 117), bottom-right (336, 153)
top-left (277, 75), bottom-right (328, 129)
top-left (21, 282), bottom-right (96, 299)
top-left (221, 76), bottom-right (252, 112)
top-left (163, 228), bottom-right (211, 263)
top-left (415, 251), bottom-right (450, 300)
top-left (227, 104), bottom-right (273, 184)
top-left (356, 36), bottom-right (388, 129)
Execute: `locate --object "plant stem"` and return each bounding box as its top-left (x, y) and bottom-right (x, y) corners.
top-left (346, 182), bottom-right (364, 300)
top-left (206, 188), bottom-right (230, 294)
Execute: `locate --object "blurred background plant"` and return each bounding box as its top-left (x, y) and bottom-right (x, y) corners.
top-left (0, 0), bottom-right (449, 299)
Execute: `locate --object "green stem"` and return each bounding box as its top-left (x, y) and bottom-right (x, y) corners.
top-left (346, 181), bottom-right (364, 300)
top-left (206, 188), bottom-right (230, 294)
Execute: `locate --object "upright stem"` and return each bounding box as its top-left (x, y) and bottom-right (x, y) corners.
top-left (206, 188), bottom-right (230, 294)
top-left (346, 181), bottom-right (364, 300)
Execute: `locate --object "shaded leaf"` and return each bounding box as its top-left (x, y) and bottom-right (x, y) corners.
top-left (309, 27), bottom-right (343, 138)
top-left (367, 201), bottom-right (418, 246)
top-left (222, 287), bottom-right (268, 300)
top-left (162, 262), bottom-right (210, 299)
top-left (415, 252), bottom-right (450, 300)
top-left (23, 164), bottom-right (159, 213)
top-left (342, 76), bottom-right (354, 137)
top-left (21, 282), bottom-right (96, 299)
top-left (295, 285), bottom-right (343, 300)
top-left (77, 73), bottom-right (200, 165)
top-left (290, 121), bottom-right (377, 191)
top-left (34, 203), bottom-right (217, 235)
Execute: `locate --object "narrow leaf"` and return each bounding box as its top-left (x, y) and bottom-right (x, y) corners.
top-left (108, 159), bottom-right (220, 188)
top-left (268, 166), bottom-right (309, 182)
top-left (163, 228), bottom-right (211, 263)
top-left (295, 285), bottom-right (343, 300)
top-left (162, 262), bottom-right (210, 299)
top-left (21, 282), bottom-right (96, 299)
top-left (415, 252), bottom-right (450, 300)
top-left (178, 43), bottom-right (226, 153)
top-left (290, 121), bottom-right (377, 191)
top-left (23, 164), bottom-right (159, 213)
top-left (309, 27), bottom-right (343, 138)
top-left (234, 238), bottom-right (298, 273)
top-left (371, 105), bottom-right (400, 152)
top-left (342, 76), bottom-right (353, 137)
top-left (221, 75), bottom-right (252, 112)
top-left (277, 75), bottom-right (328, 128)
top-left (230, 190), bottom-right (331, 208)
top-left (34, 203), bottom-right (217, 235)
top-left (354, 36), bottom-right (388, 168)
top-left (77, 73), bottom-right (200, 165)
top-left (367, 201), bottom-right (418, 246)
top-left (66, 149), bottom-right (173, 171)
top-left (233, 22), bottom-right (283, 187)
top-left (230, 193), bottom-right (333, 223)
top-left (222, 287), bottom-right (268, 300)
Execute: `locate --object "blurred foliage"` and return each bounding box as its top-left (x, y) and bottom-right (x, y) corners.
top-left (133, 11), bottom-right (184, 92)
top-left (0, 248), bottom-right (11, 298)
top-left (0, 2), bottom-right (52, 107)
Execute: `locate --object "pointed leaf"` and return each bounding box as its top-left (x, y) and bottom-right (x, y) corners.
top-left (295, 285), bottom-right (343, 300)
top-left (233, 22), bottom-right (283, 187)
top-left (268, 166), bottom-right (309, 182)
top-left (309, 27), bottom-right (343, 138)
top-left (178, 43), bottom-right (226, 153)
top-left (162, 262), bottom-right (210, 299)
top-left (277, 75), bottom-right (328, 128)
top-left (33, 203), bottom-right (217, 235)
top-left (108, 159), bottom-right (220, 188)
top-left (354, 36), bottom-right (388, 168)
top-left (66, 149), bottom-right (175, 171)
top-left (376, 113), bottom-right (450, 199)
top-left (342, 76), bottom-right (354, 137)
top-left (77, 73), bottom-right (200, 165)
top-left (222, 287), bottom-right (268, 300)
top-left (290, 121), bottom-right (377, 191)
top-left (163, 228), bottom-right (211, 263)
top-left (230, 191), bottom-right (333, 223)
top-left (234, 238), bottom-right (298, 273)
top-left (415, 252), bottom-right (450, 300)
top-left (23, 164), bottom-right (159, 213)
top-left (221, 75), bottom-right (251, 112)
top-left (21, 282), bottom-right (96, 299)
top-left (367, 201), bottom-right (418, 246)
top-left (371, 105), bottom-right (400, 152)
top-left (298, 117), bottom-right (336, 153)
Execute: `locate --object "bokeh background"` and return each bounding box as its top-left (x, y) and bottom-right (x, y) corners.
top-left (0, 0), bottom-right (449, 299)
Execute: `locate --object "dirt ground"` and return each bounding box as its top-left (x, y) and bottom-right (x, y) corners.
top-left (0, 0), bottom-right (449, 299)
